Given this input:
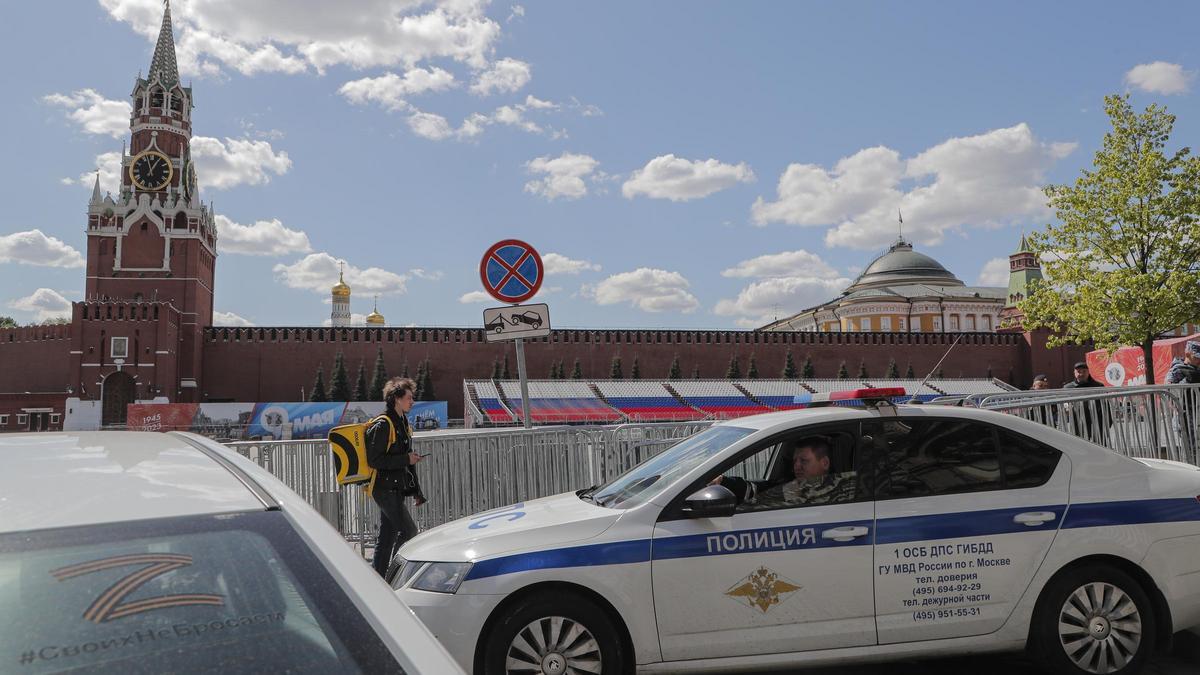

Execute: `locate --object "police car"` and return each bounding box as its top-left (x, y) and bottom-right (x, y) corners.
top-left (0, 431), bottom-right (463, 674)
top-left (392, 389), bottom-right (1200, 675)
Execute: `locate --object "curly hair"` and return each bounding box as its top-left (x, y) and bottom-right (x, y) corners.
top-left (383, 377), bottom-right (416, 409)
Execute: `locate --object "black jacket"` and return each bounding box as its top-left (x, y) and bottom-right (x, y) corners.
top-left (365, 410), bottom-right (422, 496)
top-left (1063, 377), bottom-right (1104, 388)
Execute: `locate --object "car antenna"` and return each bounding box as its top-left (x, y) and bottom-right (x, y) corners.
top-left (909, 334), bottom-right (962, 404)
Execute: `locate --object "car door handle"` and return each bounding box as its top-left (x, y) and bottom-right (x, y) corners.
top-left (821, 526), bottom-right (869, 542)
top-left (1013, 511), bottom-right (1057, 526)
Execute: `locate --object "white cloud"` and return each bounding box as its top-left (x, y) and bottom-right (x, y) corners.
top-left (470, 57), bottom-right (532, 96)
top-left (507, 4), bottom-right (525, 22)
top-left (67, 152), bottom-right (124, 196)
top-left (458, 290), bottom-right (492, 303)
top-left (100, 0), bottom-right (503, 76)
top-left (212, 310), bottom-right (254, 326)
top-left (583, 268), bottom-right (700, 313)
top-left (338, 67), bottom-right (457, 111)
top-left (721, 250), bottom-right (839, 279)
top-left (524, 152), bottom-right (599, 200)
top-left (622, 154), bottom-right (755, 201)
top-left (190, 136), bottom-right (292, 189)
top-left (323, 313), bottom-right (369, 327)
top-left (8, 288), bottom-right (72, 322)
top-left (977, 257), bottom-right (1010, 286)
top-left (714, 276), bottom-right (851, 328)
top-left (752, 124), bottom-right (1076, 250)
top-left (273, 252), bottom-right (409, 295)
top-left (410, 268), bottom-right (444, 280)
top-left (1124, 61), bottom-right (1195, 95)
top-left (543, 252), bottom-right (601, 275)
top-left (214, 215), bottom-right (312, 256)
top-left (407, 111), bottom-right (455, 140)
top-left (42, 89), bottom-right (131, 138)
top-left (0, 230), bottom-right (85, 268)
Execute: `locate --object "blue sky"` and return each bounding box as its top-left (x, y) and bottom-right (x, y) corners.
top-left (2, 0), bottom-right (1198, 329)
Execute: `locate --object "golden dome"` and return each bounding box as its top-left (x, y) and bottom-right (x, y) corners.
top-left (366, 295), bottom-right (385, 325)
top-left (331, 268), bottom-right (351, 298)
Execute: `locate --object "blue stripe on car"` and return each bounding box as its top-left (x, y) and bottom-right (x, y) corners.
top-left (460, 498), bottom-right (1200, 582)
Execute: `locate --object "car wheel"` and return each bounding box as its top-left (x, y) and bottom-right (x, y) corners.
top-left (482, 591), bottom-right (623, 675)
top-left (1032, 564), bottom-right (1156, 675)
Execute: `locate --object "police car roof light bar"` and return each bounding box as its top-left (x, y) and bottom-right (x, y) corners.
top-left (805, 387), bottom-right (907, 409)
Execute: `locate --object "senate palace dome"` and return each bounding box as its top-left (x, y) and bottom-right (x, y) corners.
top-left (761, 237), bottom-right (1014, 334)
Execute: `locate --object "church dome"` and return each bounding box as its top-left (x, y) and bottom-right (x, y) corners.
top-left (846, 239), bottom-right (962, 291)
top-left (331, 270), bottom-right (351, 298)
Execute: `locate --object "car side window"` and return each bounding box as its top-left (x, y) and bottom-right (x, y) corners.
top-left (712, 424), bottom-right (863, 513)
top-left (866, 418), bottom-right (1002, 499)
top-left (996, 428), bottom-right (1061, 489)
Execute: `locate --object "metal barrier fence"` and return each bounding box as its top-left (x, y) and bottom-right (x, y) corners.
top-left (960, 383), bottom-right (1200, 466)
top-left (225, 383), bottom-right (1200, 555)
top-left (225, 421), bottom-right (711, 554)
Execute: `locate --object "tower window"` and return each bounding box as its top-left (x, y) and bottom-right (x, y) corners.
top-left (141, 223), bottom-right (148, 232)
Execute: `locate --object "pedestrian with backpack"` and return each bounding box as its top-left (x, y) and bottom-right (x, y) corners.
top-left (366, 377), bottom-right (426, 577)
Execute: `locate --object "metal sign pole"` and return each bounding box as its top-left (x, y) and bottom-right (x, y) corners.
top-left (514, 337), bottom-right (532, 429)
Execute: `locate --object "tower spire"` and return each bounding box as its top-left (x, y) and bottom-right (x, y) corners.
top-left (148, 0), bottom-right (180, 88)
top-left (898, 208), bottom-right (904, 242)
top-left (90, 171), bottom-right (102, 205)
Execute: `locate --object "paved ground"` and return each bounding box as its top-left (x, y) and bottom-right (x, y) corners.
top-left (725, 647), bottom-right (1197, 674)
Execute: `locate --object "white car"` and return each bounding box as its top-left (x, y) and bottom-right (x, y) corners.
top-left (0, 431), bottom-right (464, 675)
top-left (392, 389), bottom-right (1200, 675)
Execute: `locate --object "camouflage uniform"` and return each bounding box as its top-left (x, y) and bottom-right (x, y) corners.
top-left (738, 472), bottom-right (857, 510)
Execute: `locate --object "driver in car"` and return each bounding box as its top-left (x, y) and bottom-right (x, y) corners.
top-left (712, 437), bottom-right (854, 509)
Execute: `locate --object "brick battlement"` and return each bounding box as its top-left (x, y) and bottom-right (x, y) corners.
top-left (0, 324), bottom-right (71, 343)
top-left (76, 300), bottom-right (174, 323)
top-left (202, 326), bottom-right (1024, 347)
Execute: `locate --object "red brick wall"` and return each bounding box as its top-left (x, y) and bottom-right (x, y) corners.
top-left (0, 325), bottom-right (72, 393)
top-left (200, 328), bottom-right (1031, 417)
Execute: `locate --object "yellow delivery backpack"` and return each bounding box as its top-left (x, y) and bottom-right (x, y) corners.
top-left (328, 415), bottom-right (394, 494)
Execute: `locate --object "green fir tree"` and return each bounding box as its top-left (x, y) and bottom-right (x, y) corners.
top-left (556, 360), bottom-right (566, 379)
top-left (781, 350), bottom-right (798, 379)
top-left (802, 354), bottom-right (815, 378)
top-left (368, 347), bottom-right (388, 401)
top-left (692, 365), bottom-right (701, 379)
top-left (571, 358), bottom-right (583, 379)
top-left (837, 361), bottom-right (849, 379)
top-left (905, 362), bottom-right (916, 378)
top-left (886, 358), bottom-right (899, 378)
top-left (610, 356), bottom-right (623, 379)
top-left (419, 359), bottom-right (435, 400)
top-left (857, 358), bottom-right (869, 379)
top-left (725, 355), bottom-right (741, 379)
top-left (746, 354), bottom-right (759, 379)
top-left (330, 351), bottom-right (351, 401)
top-left (491, 357), bottom-right (502, 380)
top-left (352, 360), bottom-right (368, 401)
top-left (668, 355), bottom-right (682, 380)
top-left (502, 355), bottom-right (512, 380)
top-left (631, 356), bottom-right (641, 380)
top-left (310, 364), bottom-right (328, 402)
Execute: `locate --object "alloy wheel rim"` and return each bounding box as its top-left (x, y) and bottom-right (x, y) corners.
top-left (1058, 581), bottom-right (1142, 674)
top-left (505, 615), bottom-right (602, 675)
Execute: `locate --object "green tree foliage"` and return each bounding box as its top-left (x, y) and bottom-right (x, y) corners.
top-left (725, 355), bottom-right (741, 379)
top-left (571, 358), bottom-right (583, 379)
top-left (352, 360), bottom-right (368, 401)
top-left (0, 316), bottom-right (16, 328)
top-left (905, 361), bottom-right (916, 378)
top-left (414, 359), bottom-right (427, 400)
top-left (491, 357), bottom-right (502, 380)
top-left (610, 356), bottom-right (623, 379)
top-left (837, 361), bottom-right (849, 379)
top-left (781, 350), bottom-right (798, 379)
top-left (886, 358), bottom-right (899, 378)
top-left (400, 360), bottom-right (410, 378)
top-left (668, 355), bottom-right (682, 380)
top-left (309, 364), bottom-right (328, 402)
top-left (369, 347), bottom-right (388, 401)
top-left (549, 361), bottom-right (559, 379)
top-left (747, 354), bottom-right (759, 379)
top-left (1021, 95), bottom-right (1200, 384)
top-left (857, 358), bottom-right (869, 379)
top-left (631, 356), bottom-right (641, 380)
top-left (802, 354), bottom-right (815, 378)
top-left (329, 351), bottom-right (351, 401)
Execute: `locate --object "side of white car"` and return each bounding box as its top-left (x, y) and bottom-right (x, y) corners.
top-left (394, 405), bottom-right (1200, 675)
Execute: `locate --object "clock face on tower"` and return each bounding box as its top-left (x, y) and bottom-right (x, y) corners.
top-left (129, 150), bottom-right (173, 191)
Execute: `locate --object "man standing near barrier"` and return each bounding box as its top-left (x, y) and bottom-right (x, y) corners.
top-left (1064, 361), bottom-right (1107, 445)
top-left (1167, 341), bottom-right (1200, 455)
top-left (366, 377), bottom-right (426, 577)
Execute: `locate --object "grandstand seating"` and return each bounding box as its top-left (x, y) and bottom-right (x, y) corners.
top-left (926, 379), bottom-right (1015, 396)
top-left (472, 381), bottom-right (516, 422)
top-left (737, 380), bottom-right (814, 410)
top-left (499, 381), bottom-right (622, 423)
top-left (671, 381), bottom-right (769, 418)
top-left (594, 381), bottom-right (704, 421)
top-left (861, 379), bottom-right (943, 402)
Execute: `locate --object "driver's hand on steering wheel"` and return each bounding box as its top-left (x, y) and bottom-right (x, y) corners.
top-left (708, 475), bottom-right (723, 486)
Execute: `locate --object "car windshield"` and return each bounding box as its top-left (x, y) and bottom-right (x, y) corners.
top-left (0, 511), bottom-right (403, 674)
top-left (587, 425), bottom-right (754, 509)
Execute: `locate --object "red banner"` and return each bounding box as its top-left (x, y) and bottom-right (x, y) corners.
top-left (1086, 333), bottom-right (1200, 386)
top-left (126, 403), bottom-right (198, 431)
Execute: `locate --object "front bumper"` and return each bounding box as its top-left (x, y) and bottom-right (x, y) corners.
top-left (396, 588), bottom-right (504, 672)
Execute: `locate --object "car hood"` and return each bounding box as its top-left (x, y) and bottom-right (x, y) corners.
top-left (398, 491), bottom-right (621, 563)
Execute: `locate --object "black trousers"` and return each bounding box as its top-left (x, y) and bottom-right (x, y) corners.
top-left (372, 487), bottom-right (418, 577)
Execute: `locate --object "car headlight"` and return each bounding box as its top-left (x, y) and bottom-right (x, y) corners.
top-left (409, 562), bottom-right (473, 594)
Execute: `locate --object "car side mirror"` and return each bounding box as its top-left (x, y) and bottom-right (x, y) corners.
top-left (681, 484), bottom-right (737, 519)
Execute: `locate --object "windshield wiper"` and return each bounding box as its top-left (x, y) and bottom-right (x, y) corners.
top-left (576, 484), bottom-right (600, 504)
